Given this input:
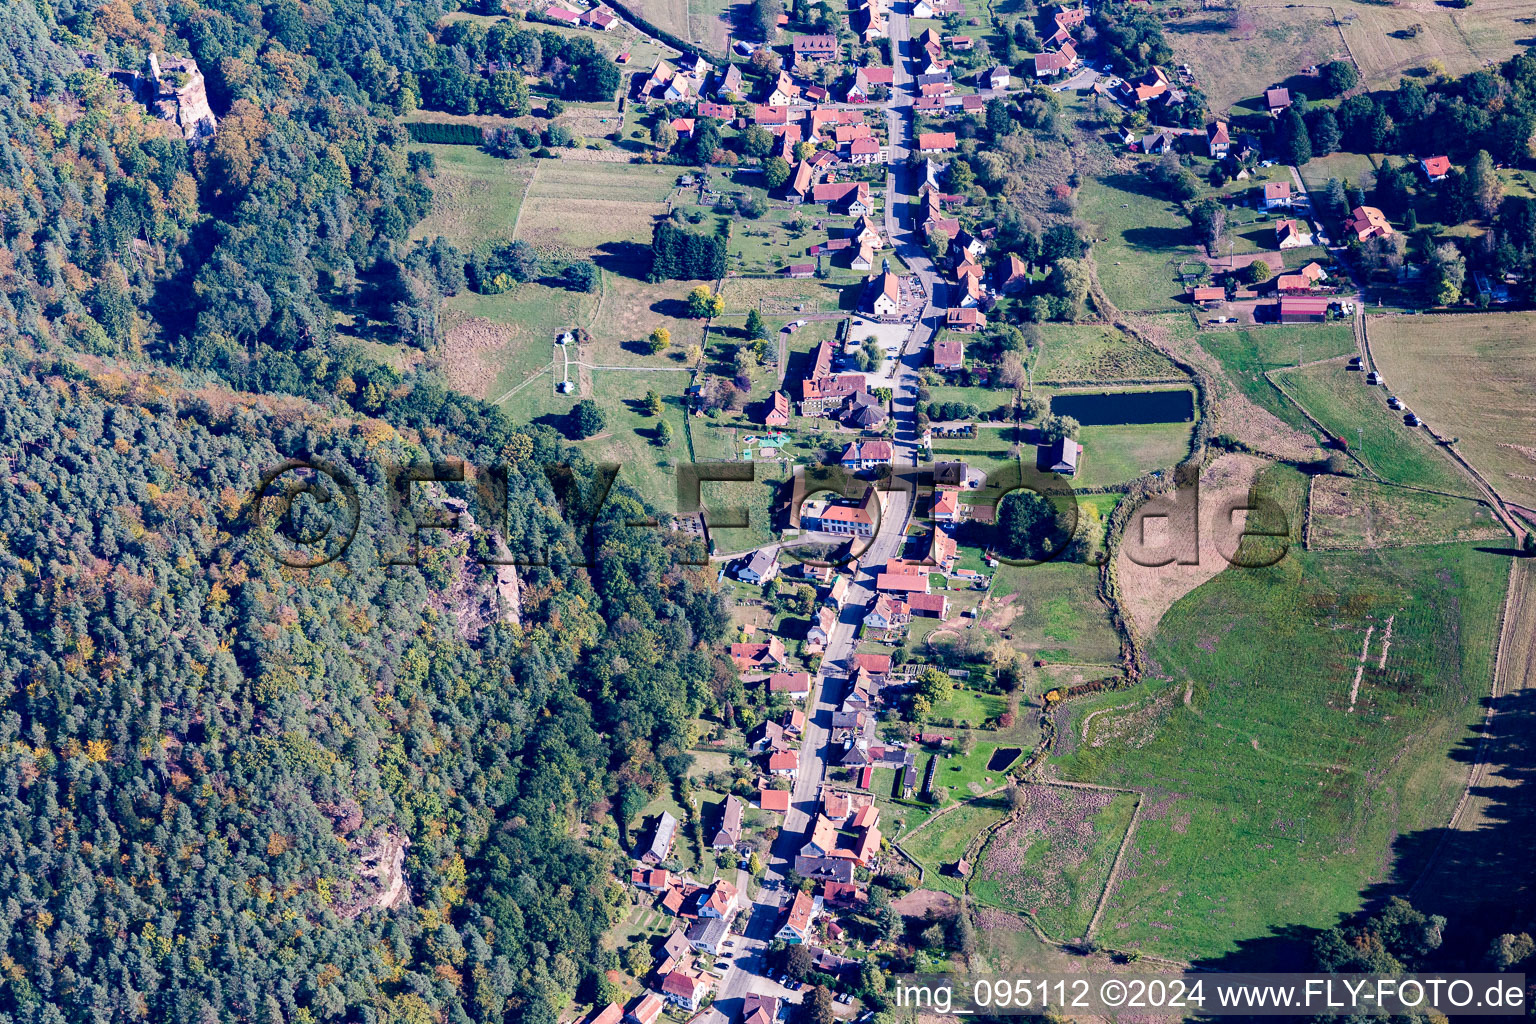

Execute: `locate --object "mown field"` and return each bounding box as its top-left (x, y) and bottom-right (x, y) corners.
top-left (1308, 475), bottom-right (1506, 550)
top-left (978, 560), bottom-right (1122, 666)
top-left (1369, 312), bottom-right (1536, 510)
top-left (1055, 466), bottom-right (1510, 961)
top-left (1196, 323), bottom-right (1357, 434)
top-left (1072, 422), bottom-right (1196, 491)
top-left (1077, 170), bottom-right (1192, 314)
top-left (1271, 358), bottom-right (1473, 496)
top-left (972, 786), bottom-right (1138, 941)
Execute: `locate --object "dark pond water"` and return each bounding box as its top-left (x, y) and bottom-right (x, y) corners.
top-left (1050, 389), bottom-right (1195, 425)
top-left (986, 747), bottom-right (1022, 772)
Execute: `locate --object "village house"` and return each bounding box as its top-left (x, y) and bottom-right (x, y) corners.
top-left (759, 786), bottom-right (792, 812)
top-left (750, 718), bottom-right (789, 753)
top-left (761, 390), bottom-right (791, 426)
top-left (1046, 437), bottom-right (1081, 476)
top-left (916, 131), bottom-right (958, 154)
top-left (1275, 218), bottom-right (1308, 249)
top-left (776, 890), bottom-right (821, 944)
top-left (984, 65), bottom-right (1010, 90)
top-left (1262, 180), bottom-right (1293, 209)
top-left (932, 486), bottom-right (962, 523)
top-left (685, 916), bottom-right (731, 956)
top-left (1206, 120), bottom-right (1230, 158)
top-left (735, 547), bottom-right (779, 584)
top-left (631, 867), bottom-right (672, 891)
top-left (840, 439), bottom-right (895, 470)
top-left (660, 967), bottom-right (713, 1011)
top-left (800, 486), bottom-right (882, 537)
top-left (857, 604), bottom-right (906, 641)
top-left (543, 5), bottom-right (581, 25)
top-left (642, 812), bottom-right (678, 865)
top-left (743, 994), bottom-right (781, 1024)
top-left (715, 63), bottom-right (743, 99)
top-left (1033, 42), bottom-right (1077, 79)
top-left (1192, 285), bottom-right (1226, 306)
top-left (997, 253), bottom-right (1030, 293)
top-left (1420, 155), bottom-right (1451, 182)
top-left (626, 993), bottom-right (665, 1024)
top-left (1343, 205), bottom-right (1393, 242)
top-left (1265, 86), bottom-right (1291, 114)
top-left (926, 528), bottom-right (957, 571)
top-left (847, 65), bottom-right (895, 103)
top-left (794, 854), bottom-right (855, 883)
top-left (580, 7), bottom-right (617, 29)
top-left (848, 137), bottom-right (883, 165)
top-left (729, 636), bottom-right (786, 672)
top-left (767, 71), bottom-right (800, 106)
top-left (812, 180), bottom-right (872, 214)
top-left (808, 605), bottom-right (837, 647)
top-left (588, 1003), bottom-right (624, 1024)
top-left (768, 750), bottom-right (799, 777)
top-left (794, 34), bottom-right (839, 59)
top-left (769, 671), bottom-right (813, 699)
top-left (710, 796), bottom-right (744, 849)
top-left (944, 308), bottom-right (984, 334)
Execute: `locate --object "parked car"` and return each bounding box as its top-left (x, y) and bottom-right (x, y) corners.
top-left (1387, 396), bottom-right (1402, 409)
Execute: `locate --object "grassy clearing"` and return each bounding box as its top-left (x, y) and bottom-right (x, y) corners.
top-left (1070, 422), bottom-right (1195, 490)
top-left (629, 0), bottom-right (692, 44)
top-left (971, 786), bottom-right (1138, 940)
top-left (974, 559), bottom-right (1121, 666)
top-left (1164, 6), bottom-right (1345, 115)
top-left (1196, 323), bottom-right (1357, 434)
top-left (1298, 151), bottom-right (1380, 197)
top-left (1032, 323), bottom-right (1183, 384)
top-left (445, 284), bottom-right (597, 401)
top-left (584, 274), bottom-right (712, 366)
top-left (1308, 475), bottom-right (1505, 550)
top-left (1078, 169), bottom-right (1192, 314)
top-left (1368, 312), bottom-right (1536, 510)
top-left (688, 0), bottom-right (739, 55)
top-left (410, 146), bottom-right (534, 247)
top-left (902, 795), bottom-right (1011, 896)
top-left (1272, 359), bottom-right (1475, 496)
top-left (1057, 468), bottom-right (1509, 960)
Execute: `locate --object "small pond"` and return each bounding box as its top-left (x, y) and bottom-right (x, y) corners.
top-left (1050, 389), bottom-right (1195, 425)
top-left (986, 747), bottom-right (1022, 772)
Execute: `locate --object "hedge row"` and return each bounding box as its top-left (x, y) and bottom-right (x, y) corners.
top-left (406, 121), bottom-right (487, 146)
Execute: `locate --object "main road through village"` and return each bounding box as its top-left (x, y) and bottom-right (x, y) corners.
top-left (704, 8), bottom-right (945, 1020)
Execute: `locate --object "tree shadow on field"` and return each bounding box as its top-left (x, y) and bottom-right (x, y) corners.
top-left (1122, 225), bottom-right (1190, 252)
top-left (592, 240), bottom-right (652, 278)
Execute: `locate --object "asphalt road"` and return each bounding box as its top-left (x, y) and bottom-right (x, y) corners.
top-left (704, 15), bottom-right (937, 1022)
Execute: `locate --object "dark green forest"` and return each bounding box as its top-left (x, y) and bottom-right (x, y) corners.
top-left (0, 1), bottom-right (738, 1022)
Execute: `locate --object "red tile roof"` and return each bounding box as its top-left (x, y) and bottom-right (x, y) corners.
top-left (759, 788), bottom-right (792, 811)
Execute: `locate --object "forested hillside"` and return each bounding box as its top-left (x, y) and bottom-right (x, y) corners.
top-left (0, 1), bottom-right (738, 1022)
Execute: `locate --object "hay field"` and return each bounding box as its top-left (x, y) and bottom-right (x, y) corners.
top-left (1331, 0), bottom-right (1534, 86)
top-left (1368, 312), bottom-right (1536, 509)
top-left (1308, 475), bottom-right (1505, 550)
top-left (514, 161), bottom-right (679, 255)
